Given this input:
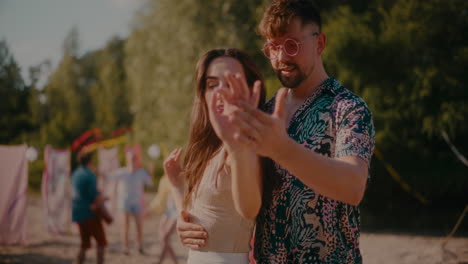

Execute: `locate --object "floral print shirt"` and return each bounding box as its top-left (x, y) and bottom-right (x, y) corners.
top-left (254, 77), bottom-right (375, 264)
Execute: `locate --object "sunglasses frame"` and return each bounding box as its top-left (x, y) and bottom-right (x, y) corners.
top-left (262, 32), bottom-right (320, 60)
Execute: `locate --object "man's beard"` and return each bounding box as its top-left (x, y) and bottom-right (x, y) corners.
top-left (275, 63), bottom-right (306, 88)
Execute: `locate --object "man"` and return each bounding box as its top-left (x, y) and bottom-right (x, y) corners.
top-left (71, 152), bottom-right (107, 264)
top-left (178, 0), bottom-right (375, 263)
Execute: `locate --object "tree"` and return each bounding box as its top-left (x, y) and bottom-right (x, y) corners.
top-left (125, 0), bottom-right (269, 149)
top-left (40, 28), bottom-right (93, 147)
top-left (323, 0), bottom-right (468, 198)
top-left (0, 39), bottom-right (33, 144)
top-left (88, 37), bottom-right (132, 134)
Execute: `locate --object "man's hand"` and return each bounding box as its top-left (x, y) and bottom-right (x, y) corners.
top-left (176, 210), bottom-right (208, 249)
top-left (209, 73), bottom-right (262, 150)
top-left (90, 194), bottom-right (109, 211)
top-left (229, 88), bottom-right (289, 159)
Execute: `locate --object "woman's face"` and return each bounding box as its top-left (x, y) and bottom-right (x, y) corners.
top-left (204, 56), bottom-right (246, 116)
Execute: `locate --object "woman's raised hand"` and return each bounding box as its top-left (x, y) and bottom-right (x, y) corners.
top-left (163, 148), bottom-right (184, 187)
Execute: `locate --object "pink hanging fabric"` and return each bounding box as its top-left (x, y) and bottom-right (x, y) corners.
top-left (97, 146), bottom-right (121, 223)
top-left (0, 145), bottom-right (28, 245)
top-left (41, 146), bottom-right (71, 235)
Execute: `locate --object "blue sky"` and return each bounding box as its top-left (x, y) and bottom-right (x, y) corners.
top-left (0, 0), bottom-right (144, 82)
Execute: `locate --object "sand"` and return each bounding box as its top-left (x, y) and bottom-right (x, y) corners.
top-left (1, 194), bottom-right (467, 264)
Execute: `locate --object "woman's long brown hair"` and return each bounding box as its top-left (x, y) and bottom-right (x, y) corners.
top-left (183, 48), bottom-right (266, 209)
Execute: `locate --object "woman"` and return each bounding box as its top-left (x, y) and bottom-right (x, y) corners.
top-left (148, 161), bottom-right (183, 264)
top-left (165, 48), bottom-right (267, 264)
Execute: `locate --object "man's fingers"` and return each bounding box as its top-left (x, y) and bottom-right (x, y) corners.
top-left (209, 91), bottom-right (221, 117)
top-left (225, 72), bottom-right (248, 101)
top-left (225, 73), bottom-right (240, 100)
top-left (182, 238), bottom-right (206, 249)
top-left (177, 211), bottom-right (207, 233)
top-left (230, 110), bottom-right (263, 141)
top-left (237, 101), bottom-right (271, 124)
top-left (184, 243), bottom-right (201, 250)
top-left (234, 132), bottom-right (258, 149)
top-left (209, 91), bottom-right (227, 134)
top-left (177, 222), bottom-right (205, 232)
top-left (273, 88), bottom-right (288, 120)
top-left (218, 88), bottom-right (235, 105)
top-left (179, 230), bottom-right (208, 240)
top-left (176, 210), bottom-right (208, 250)
top-left (234, 73), bottom-right (250, 100)
top-left (251, 80), bottom-right (262, 107)
top-left (224, 71), bottom-right (237, 98)
top-left (180, 210), bottom-right (191, 221)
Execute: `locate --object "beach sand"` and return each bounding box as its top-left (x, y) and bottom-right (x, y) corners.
top-left (1, 194), bottom-right (467, 264)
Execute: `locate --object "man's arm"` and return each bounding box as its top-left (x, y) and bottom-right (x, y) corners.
top-left (176, 210), bottom-right (208, 249)
top-left (230, 88), bottom-right (374, 205)
top-left (163, 148), bottom-right (208, 249)
top-left (272, 136), bottom-right (368, 205)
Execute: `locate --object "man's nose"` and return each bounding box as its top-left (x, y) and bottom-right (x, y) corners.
top-left (277, 47), bottom-right (291, 63)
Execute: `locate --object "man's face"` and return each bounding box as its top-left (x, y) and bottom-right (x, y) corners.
top-left (267, 17), bottom-right (321, 89)
top-left (87, 159), bottom-right (96, 173)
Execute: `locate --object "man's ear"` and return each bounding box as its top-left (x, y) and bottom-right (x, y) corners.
top-left (317, 33), bottom-right (326, 55)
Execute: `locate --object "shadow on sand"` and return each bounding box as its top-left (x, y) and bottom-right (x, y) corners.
top-left (0, 253), bottom-right (73, 264)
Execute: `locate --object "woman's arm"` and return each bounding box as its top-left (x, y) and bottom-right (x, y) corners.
top-left (209, 73), bottom-right (264, 220)
top-left (163, 148), bottom-right (185, 211)
top-left (226, 147), bottom-right (262, 220)
top-left (148, 176), bottom-right (170, 215)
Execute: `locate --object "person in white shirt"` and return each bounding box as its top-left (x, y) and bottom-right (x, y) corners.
top-left (108, 149), bottom-right (153, 254)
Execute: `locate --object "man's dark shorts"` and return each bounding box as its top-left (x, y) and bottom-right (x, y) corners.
top-left (77, 217), bottom-right (107, 249)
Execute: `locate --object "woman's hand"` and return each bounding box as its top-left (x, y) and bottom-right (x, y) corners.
top-left (163, 148), bottom-right (184, 187)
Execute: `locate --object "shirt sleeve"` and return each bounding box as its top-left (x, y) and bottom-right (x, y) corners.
top-left (334, 99), bottom-right (375, 166)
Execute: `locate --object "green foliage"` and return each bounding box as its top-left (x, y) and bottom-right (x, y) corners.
top-left (88, 37), bottom-right (133, 134)
top-left (323, 0), bottom-right (468, 199)
top-left (28, 156), bottom-right (44, 193)
top-left (0, 40), bottom-right (34, 144)
top-left (36, 29), bottom-right (133, 148)
top-left (40, 54), bottom-right (91, 147)
top-left (124, 0), bottom-right (271, 150)
top-left (2, 0), bottom-right (466, 221)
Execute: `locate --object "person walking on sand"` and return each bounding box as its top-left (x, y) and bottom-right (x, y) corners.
top-left (108, 148), bottom-right (153, 254)
top-left (71, 151), bottom-right (107, 264)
